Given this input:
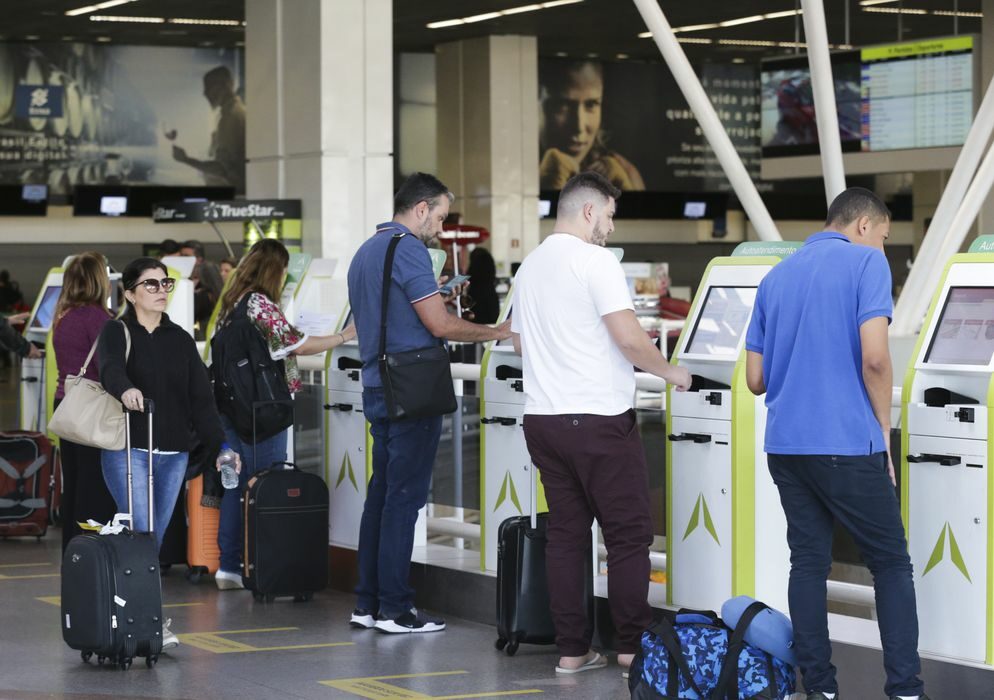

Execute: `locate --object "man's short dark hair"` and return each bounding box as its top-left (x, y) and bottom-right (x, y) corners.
top-left (204, 65), bottom-right (235, 90)
top-left (394, 172), bottom-right (454, 215)
top-left (557, 171), bottom-right (621, 217)
top-left (825, 187), bottom-right (890, 228)
top-left (159, 239), bottom-right (181, 256)
top-left (182, 239), bottom-right (206, 259)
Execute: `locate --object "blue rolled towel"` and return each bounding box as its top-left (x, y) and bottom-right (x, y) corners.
top-left (721, 595), bottom-right (796, 667)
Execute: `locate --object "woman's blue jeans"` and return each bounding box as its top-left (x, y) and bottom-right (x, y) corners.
top-left (100, 448), bottom-right (188, 551)
top-left (217, 416), bottom-right (289, 573)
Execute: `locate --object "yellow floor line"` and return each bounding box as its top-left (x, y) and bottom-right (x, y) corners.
top-left (320, 672), bottom-right (542, 700)
top-left (0, 562), bottom-right (52, 569)
top-left (0, 573), bottom-right (59, 580)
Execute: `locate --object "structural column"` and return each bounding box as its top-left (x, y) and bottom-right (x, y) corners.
top-left (245, 0), bottom-right (393, 269)
top-left (436, 36), bottom-right (540, 274)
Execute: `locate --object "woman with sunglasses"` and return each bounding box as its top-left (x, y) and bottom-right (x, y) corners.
top-left (98, 257), bottom-right (233, 650)
top-left (52, 252), bottom-right (118, 552)
top-left (210, 238), bottom-right (355, 591)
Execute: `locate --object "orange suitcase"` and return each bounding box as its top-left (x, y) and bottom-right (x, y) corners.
top-left (185, 475), bottom-right (220, 582)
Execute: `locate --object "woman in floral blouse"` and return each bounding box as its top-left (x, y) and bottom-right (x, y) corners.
top-left (211, 238), bottom-right (356, 590)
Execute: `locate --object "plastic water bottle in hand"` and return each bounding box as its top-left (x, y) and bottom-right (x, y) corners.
top-left (218, 443), bottom-right (239, 490)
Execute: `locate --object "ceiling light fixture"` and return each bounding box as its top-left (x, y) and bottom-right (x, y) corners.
top-left (66, 0), bottom-right (138, 17)
top-left (427, 0), bottom-right (583, 29)
top-left (862, 7), bottom-right (928, 14)
top-left (502, 4), bottom-right (542, 15)
top-left (718, 38), bottom-right (777, 47)
top-left (932, 10), bottom-right (982, 17)
top-left (719, 15), bottom-right (765, 28)
top-left (859, 0), bottom-right (899, 5)
top-left (677, 37), bottom-right (713, 45)
top-left (90, 15), bottom-right (165, 23)
top-left (615, 53), bottom-right (629, 59)
top-left (672, 22), bottom-right (719, 33)
top-left (169, 18), bottom-right (244, 26)
top-left (96, 36), bottom-right (113, 42)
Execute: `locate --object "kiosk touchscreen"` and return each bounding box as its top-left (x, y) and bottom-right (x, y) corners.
top-left (666, 243), bottom-right (800, 612)
top-left (902, 237), bottom-right (994, 665)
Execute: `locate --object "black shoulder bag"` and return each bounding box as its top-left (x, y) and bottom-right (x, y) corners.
top-left (378, 232), bottom-right (457, 420)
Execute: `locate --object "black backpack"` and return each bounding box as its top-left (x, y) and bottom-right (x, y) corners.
top-left (210, 295), bottom-right (293, 444)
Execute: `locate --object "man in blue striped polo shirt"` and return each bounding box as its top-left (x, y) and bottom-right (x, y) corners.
top-left (745, 188), bottom-right (928, 700)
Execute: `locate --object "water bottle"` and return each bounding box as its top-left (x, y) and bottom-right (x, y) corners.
top-left (218, 443), bottom-right (239, 490)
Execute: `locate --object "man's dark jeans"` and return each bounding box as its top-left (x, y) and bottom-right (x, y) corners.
top-left (355, 388), bottom-right (443, 618)
top-left (768, 452), bottom-right (924, 698)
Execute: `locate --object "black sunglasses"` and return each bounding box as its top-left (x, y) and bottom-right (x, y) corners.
top-left (131, 277), bottom-right (176, 293)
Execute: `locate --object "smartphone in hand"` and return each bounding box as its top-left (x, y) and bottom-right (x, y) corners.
top-left (439, 274), bottom-right (470, 296)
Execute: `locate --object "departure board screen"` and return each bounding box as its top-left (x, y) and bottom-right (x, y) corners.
top-left (685, 286), bottom-right (757, 357)
top-left (924, 287), bottom-right (994, 366)
top-left (861, 37), bottom-right (973, 152)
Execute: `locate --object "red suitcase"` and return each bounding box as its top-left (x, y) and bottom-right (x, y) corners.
top-left (0, 431), bottom-right (54, 538)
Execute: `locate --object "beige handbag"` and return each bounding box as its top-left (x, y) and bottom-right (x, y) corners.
top-left (49, 322), bottom-right (130, 450)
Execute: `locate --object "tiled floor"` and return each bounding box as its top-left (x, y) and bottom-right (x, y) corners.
top-left (1, 531), bottom-right (637, 700)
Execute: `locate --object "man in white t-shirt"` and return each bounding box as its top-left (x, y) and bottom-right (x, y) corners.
top-left (511, 172), bottom-right (691, 676)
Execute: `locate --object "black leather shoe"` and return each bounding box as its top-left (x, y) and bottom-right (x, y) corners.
top-left (889, 695), bottom-right (929, 700)
top-left (807, 693), bottom-right (838, 700)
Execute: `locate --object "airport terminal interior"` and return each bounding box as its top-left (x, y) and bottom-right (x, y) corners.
top-left (3, 0), bottom-right (994, 698)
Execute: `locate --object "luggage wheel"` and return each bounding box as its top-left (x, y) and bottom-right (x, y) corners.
top-left (505, 642), bottom-right (519, 656)
top-left (293, 593), bottom-right (313, 603)
top-left (118, 657), bottom-right (132, 671)
top-left (81, 651), bottom-right (93, 663)
top-left (96, 655), bottom-right (107, 665)
top-left (494, 638), bottom-right (507, 652)
top-left (146, 655), bottom-right (158, 668)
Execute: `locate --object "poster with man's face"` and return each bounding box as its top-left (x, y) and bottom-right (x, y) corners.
top-left (0, 43), bottom-right (245, 197)
top-left (538, 58), bottom-right (763, 194)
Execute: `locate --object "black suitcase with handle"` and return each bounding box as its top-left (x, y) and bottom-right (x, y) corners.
top-left (61, 400), bottom-right (164, 669)
top-left (243, 465), bottom-right (329, 602)
top-left (495, 468), bottom-right (593, 656)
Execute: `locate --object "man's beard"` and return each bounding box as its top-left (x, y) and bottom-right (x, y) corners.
top-left (417, 218), bottom-right (436, 244)
top-left (590, 222), bottom-right (608, 247)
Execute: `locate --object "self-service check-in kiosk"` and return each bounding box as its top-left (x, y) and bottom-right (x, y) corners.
top-left (20, 269), bottom-right (62, 432)
top-left (479, 296), bottom-right (541, 572)
top-left (666, 242), bottom-right (800, 612)
top-left (902, 235), bottom-right (994, 665)
top-left (324, 305), bottom-right (367, 548)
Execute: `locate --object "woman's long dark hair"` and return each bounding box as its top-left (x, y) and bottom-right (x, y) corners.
top-left (217, 239), bottom-right (289, 322)
top-left (121, 258), bottom-right (168, 319)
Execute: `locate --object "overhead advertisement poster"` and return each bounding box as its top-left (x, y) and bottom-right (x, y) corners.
top-left (538, 59), bottom-right (763, 193)
top-left (0, 43), bottom-right (245, 197)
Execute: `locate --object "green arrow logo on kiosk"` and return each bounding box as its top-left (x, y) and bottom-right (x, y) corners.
top-left (336, 452), bottom-right (358, 492)
top-left (494, 471), bottom-right (523, 514)
top-left (922, 522), bottom-right (971, 582)
top-left (683, 493), bottom-right (720, 545)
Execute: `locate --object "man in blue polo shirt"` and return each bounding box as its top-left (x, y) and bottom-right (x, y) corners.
top-left (745, 187), bottom-right (928, 700)
top-left (347, 172), bottom-right (511, 634)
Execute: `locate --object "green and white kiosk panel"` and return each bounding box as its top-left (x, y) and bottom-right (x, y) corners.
top-left (479, 295), bottom-right (537, 572)
top-left (902, 246), bottom-right (994, 665)
top-left (667, 249), bottom-right (795, 613)
top-left (20, 270), bottom-right (63, 432)
top-left (324, 305), bottom-right (367, 549)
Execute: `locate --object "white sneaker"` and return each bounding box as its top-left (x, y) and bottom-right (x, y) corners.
top-left (215, 569), bottom-right (245, 590)
top-left (161, 618), bottom-right (179, 651)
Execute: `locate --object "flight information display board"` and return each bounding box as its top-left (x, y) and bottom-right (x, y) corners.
top-left (860, 37), bottom-right (973, 152)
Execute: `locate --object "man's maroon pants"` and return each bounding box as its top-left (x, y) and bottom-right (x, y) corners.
top-left (523, 409), bottom-right (653, 655)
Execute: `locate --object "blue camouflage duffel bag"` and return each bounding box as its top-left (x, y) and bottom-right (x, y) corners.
top-left (628, 601), bottom-right (796, 699)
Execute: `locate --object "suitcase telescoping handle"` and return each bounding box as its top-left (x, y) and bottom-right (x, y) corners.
top-left (124, 399), bottom-right (155, 533)
top-left (529, 462), bottom-right (537, 530)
